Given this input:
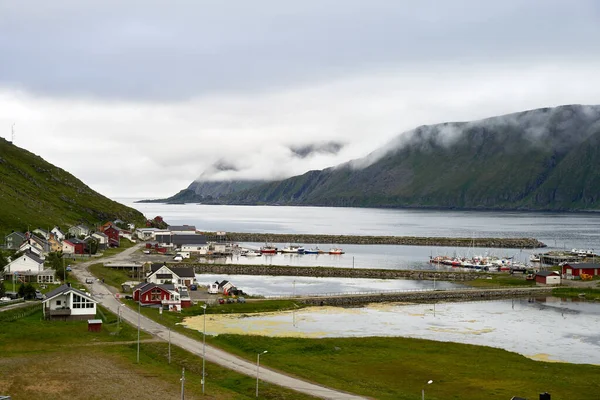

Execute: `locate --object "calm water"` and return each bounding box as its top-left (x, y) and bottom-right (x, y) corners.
top-left (184, 297), bottom-right (600, 365)
top-left (121, 200), bottom-right (600, 269)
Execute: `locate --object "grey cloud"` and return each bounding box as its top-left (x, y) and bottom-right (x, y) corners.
top-left (1, 1), bottom-right (600, 100)
top-left (290, 141), bottom-right (345, 159)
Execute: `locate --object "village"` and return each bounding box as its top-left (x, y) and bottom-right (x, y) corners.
top-left (2, 215), bottom-right (600, 321)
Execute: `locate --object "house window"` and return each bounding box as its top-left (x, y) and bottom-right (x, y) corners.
top-left (56, 300), bottom-right (62, 306)
top-left (151, 288), bottom-right (162, 301)
top-left (72, 293), bottom-right (94, 309)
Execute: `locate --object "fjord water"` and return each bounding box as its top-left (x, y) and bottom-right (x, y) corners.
top-left (123, 200), bottom-right (600, 269)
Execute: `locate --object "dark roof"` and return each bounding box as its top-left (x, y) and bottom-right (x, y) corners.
top-left (155, 233), bottom-right (207, 246)
top-left (536, 270), bottom-right (560, 277)
top-left (150, 263), bottom-right (167, 273)
top-left (15, 250), bottom-right (45, 265)
top-left (170, 267), bottom-right (195, 278)
top-left (218, 280), bottom-right (229, 288)
top-left (8, 231), bottom-right (26, 239)
top-left (156, 273), bottom-right (173, 279)
top-left (564, 263), bottom-right (600, 269)
top-left (134, 282), bottom-right (176, 295)
top-left (44, 284), bottom-right (96, 303)
top-left (69, 238), bottom-right (86, 244)
top-left (168, 225), bottom-right (196, 231)
top-left (93, 231), bottom-right (108, 238)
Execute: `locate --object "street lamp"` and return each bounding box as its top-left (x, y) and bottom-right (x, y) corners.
top-left (422, 380), bottom-right (433, 400)
top-left (256, 350), bottom-right (268, 398)
top-left (201, 303), bottom-right (207, 395)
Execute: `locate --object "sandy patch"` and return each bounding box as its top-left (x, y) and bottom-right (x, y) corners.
top-left (428, 326), bottom-right (495, 335)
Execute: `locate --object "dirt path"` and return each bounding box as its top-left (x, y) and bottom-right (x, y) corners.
top-left (73, 243), bottom-right (368, 400)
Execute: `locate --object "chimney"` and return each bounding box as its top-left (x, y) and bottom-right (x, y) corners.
top-left (67, 282), bottom-right (71, 287)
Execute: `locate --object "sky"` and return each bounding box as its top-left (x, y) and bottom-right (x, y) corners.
top-left (1, 0), bottom-right (600, 198)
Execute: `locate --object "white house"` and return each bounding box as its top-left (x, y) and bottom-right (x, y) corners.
top-left (92, 232), bottom-right (109, 249)
top-left (135, 228), bottom-right (168, 241)
top-left (62, 240), bottom-right (75, 254)
top-left (4, 251), bottom-right (55, 283)
top-left (51, 226), bottom-right (65, 241)
top-left (68, 224), bottom-right (90, 237)
top-left (43, 284), bottom-right (97, 320)
top-left (181, 244), bottom-right (209, 255)
top-left (18, 242), bottom-right (44, 259)
top-left (146, 264), bottom-right (197, 287)
top-left (5, 251), bottom-right (45, 274)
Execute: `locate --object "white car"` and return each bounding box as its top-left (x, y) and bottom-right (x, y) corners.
top-left (173, 256), bottom-right (183, 261)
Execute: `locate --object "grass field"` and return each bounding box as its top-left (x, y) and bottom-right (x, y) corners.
top-left (0, 304), bottom-right (316, 399)
top-left (464, 274), bottom-right (536, 288)
top-left (553, 287), bottom-right (600, 301)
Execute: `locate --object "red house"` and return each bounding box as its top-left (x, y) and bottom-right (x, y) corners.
top-left (103, 226), bottom-right (120, 247)
top-left (561, 263), bottom-right (600, 278)
top-left (68, 238), bottom-right (87, 254)
top-left (133, 283), bottom-right (179, 305)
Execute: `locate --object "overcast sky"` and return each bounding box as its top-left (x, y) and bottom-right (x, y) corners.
top-left (1, 0), bottom-right (600, 198)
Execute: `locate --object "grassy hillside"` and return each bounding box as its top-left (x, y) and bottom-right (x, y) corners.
top-left (224, 104), bottom-right (600, 210)
top-left (0, 138), bottom-right (145, 233)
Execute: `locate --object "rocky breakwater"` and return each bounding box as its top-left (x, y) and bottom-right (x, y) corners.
top-left (215, 232), bottom-right (546, 249)
top-left (193, 263), bottom-right (488, 281)
top-left (300, 287), bottom-right (553, 306)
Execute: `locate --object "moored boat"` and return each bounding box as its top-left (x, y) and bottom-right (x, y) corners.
top-left (329, 247), bottom-right (344, 255)
top-left (260, 244), bottom-right (278, 254)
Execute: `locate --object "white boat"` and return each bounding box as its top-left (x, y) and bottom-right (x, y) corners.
top-left (241, 249), bottom-right (262, 257)
top-left (329, 247), bottom-right (344, 255)
top-left (529, 254), bottom-right (541, 262)
top-left (281, 245), bottom-right (304, 254)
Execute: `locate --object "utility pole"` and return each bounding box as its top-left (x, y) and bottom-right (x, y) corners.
top-left (168, 327), bottom-right (171, 364)
top-left (137, 298), bottom-right (141, 363)
top-left (180, 367), bottom-right (185, 400)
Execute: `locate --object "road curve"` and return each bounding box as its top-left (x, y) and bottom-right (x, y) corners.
top-left (73, 244), bottom-right (368, 400)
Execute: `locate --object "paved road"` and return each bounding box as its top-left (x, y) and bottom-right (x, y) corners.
top-left (73, 244), bottom-right (368, 400)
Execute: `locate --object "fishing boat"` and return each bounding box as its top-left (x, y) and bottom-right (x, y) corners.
top-left (281, 245), bottom-right (304, 254)
top-left (260, 244), bottom-right (277, 254)
top-left (304, 247), bottom-right (322, 254)
top-left (328, 247), bottom-right (344, 255)
top-left (241, 249), bottom-right (262, 257)
top-left (529, 254), bottom-right (541, 263)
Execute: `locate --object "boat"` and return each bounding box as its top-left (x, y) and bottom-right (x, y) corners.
top-left (260, 244), bottom-right (278, 254)
top-left (241, 249), bottom-right (262, 257)
top-left (328, 247), bottom-right (344, 255)
top-left (529, 254), bottom-right (541, 263)
top-left (304, 247), bottom-right (321, 254)
top-left (281, 245), bottom-right (304, 254)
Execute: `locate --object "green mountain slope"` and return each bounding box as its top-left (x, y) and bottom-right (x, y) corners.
top-left (138, 179), bottom-right (268, 203)
top-left (0, 138), bottom-right (145, 232)
top-left (223, 104), bottom-right (600, 210)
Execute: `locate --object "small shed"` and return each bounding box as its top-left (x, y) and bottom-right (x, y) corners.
top-left (87, 319), bottom-right (103, 332)
top-left (535, 271), bottom-right (561, 285)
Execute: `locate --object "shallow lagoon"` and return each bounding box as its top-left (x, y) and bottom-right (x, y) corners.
top-left (184, 297), bottom-right (600, 365)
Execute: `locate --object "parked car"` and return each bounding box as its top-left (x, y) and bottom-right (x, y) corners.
top-left (237, 297), bottom-right (246, 303)
top-left (66, 265), bottom-right (72, 272)
top-left (226, 298), bottom-right (235, 304)
top-left (35, 290), bottom-right (45, 301)
top-left (218, 298), bottom-right (225, 304)
top-left (190, 284), bottom-right (197, 291)
top-left (173, 255), bottom-right (183, 261)
top-left (85, 278), bottom-right (94, 284)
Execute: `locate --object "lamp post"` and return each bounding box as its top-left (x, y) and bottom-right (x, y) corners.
top-left (201, 303), bottom-right (207, 395)
top-left (422, 380), bottom-right (433, 400)
top-left (137, 296), bottom-right (141, 363)
top-left (256, 350), bottom-right (267, 398)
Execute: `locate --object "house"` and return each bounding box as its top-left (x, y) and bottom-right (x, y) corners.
top-left (4, 231), bottom-right (26, 250)
top-left (33, 228), bottom-right (50, 240)
top-left (4, 251), bottom-right (55, 283)
top-left (5, 251), bottom-right (45, 274)
top-left (62, 240), bottom-right (76, 254)
top-left (535, 270), bottom-right (561, 285)
top-left (100, 221), bottom-right (116, 232)
top-left (208, 282), bottom-right (219, 294)
top-left (168, 225), bottom-right (196, 233)
top-left (43, 284), bottom-right (97, 320)
top-left (181, 244), bottom-right (209, 254)
top-left (155, 233), bottom-right (207, 248)
top-left (103, 226), bottom-right (121, 247)
top-left (135, 228), bottom-right (166, 241)
top-left (132, 283), bottom-right (182, 311)
top-left (27, 235), bottom-right (50, 253)
top-left (47, 234), bottom-right (62, 252)
top-left (68, 224), bottom-right (91, 237)
top-left (146, 264), bottom-right (196, 287)
top-left (18, 241), bottom-right (44, 259)
top-left (68, 238), bottom-right (87, 255)
top-left (561, 263), bottom-right (600, 279)
top-left (218, 280), bottom-right (235, 295)
top-left (92, 231), bottom-right (109, 250)
top-left (51, 226), bottom-right (65, 241)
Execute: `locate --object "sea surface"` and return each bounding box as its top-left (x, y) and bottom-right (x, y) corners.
top-left (120, 200), bottom-right (600, 270)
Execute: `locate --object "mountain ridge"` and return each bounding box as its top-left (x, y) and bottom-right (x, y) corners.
top-left (146, 104), bottom-right (600, 211)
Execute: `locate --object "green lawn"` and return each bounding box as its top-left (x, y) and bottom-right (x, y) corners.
top-left (553, 287), bottom-right (600, 300)
top-left (0, 303), bottom-right (315, 399)
top-left (89, 263), bottom-right (136, 289)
